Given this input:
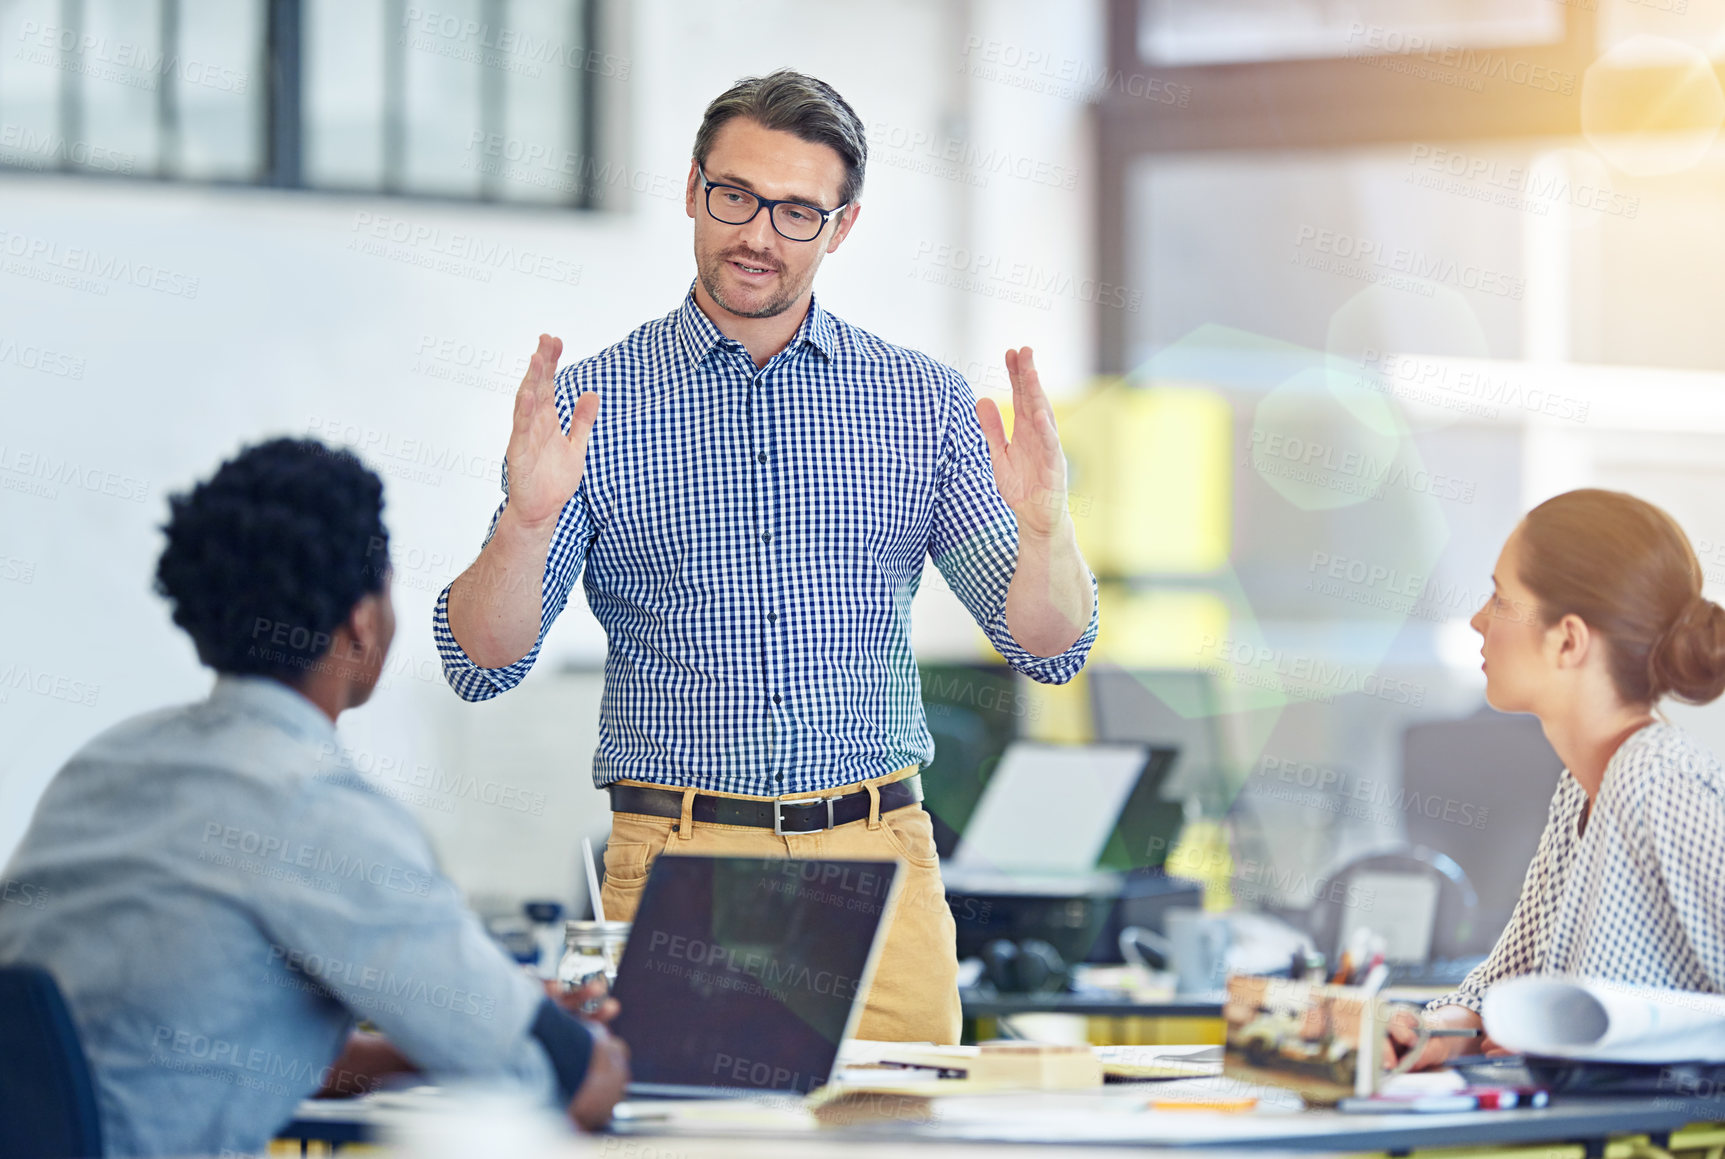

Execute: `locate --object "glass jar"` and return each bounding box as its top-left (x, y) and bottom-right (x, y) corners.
top-left (557, 920), bottom-right (631, 1004)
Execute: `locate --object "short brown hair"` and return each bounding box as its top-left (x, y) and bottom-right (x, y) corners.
top-left (692, 70), bottom-right (867, 210)
top-left (1518, 489), bottom-right (1725, 705)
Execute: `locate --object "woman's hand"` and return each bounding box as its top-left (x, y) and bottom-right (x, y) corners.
top-left (1384, 1004), bottom-right (1485, 1072)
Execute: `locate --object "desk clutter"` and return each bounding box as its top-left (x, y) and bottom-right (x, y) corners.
top-left (284, 1035), bottom-right (1725, 1155)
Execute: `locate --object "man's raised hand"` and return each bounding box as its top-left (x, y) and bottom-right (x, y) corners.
top-left (975, 346), bottom-right (1070, 538)
top-left (505, 334), bottom-right (599, 529)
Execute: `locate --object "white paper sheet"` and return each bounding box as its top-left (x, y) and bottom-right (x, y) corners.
top-left (1483, 976), bottom-right (1725, 1062)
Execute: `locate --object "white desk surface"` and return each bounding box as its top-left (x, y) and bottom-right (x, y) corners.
top-left (290, 1079), bottom-right (1725, 1154)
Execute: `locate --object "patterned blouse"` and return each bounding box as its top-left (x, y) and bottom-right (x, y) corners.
top-left (1434, 722), bottom-right (1725, 1013)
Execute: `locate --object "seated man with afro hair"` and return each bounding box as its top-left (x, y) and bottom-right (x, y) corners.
top-left (0, 437), bottom-right (627, 1158)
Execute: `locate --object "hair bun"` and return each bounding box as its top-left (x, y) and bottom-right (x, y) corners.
top-left (1649, 594), bottom-right (1725, 705)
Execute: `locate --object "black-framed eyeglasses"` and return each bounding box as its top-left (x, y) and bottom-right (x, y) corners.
top-left (698, 165), bottom-right (847, 242)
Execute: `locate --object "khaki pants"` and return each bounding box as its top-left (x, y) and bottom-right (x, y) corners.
top-left (599, 767), bottom-right (961, 1045)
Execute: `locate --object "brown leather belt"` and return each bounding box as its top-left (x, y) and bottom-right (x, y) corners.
top-left (607, 774), bottom-right (923, 835)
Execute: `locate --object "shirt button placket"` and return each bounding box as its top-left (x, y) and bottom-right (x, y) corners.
top-left (751, 363), bottom-right (784, 789)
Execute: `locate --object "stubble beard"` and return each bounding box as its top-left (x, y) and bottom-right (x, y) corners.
top-left (698, 248), bottom-right (807, 320)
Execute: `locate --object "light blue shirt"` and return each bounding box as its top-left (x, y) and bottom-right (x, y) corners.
top-left (433, 290), bottom-right (1099, 795)
top-left (0, 676), bottom-right (557, 1158)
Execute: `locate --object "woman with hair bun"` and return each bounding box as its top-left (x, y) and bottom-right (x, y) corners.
top-left (1392, 488), bottom-right (1725, 1070)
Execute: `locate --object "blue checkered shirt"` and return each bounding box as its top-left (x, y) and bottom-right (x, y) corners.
top-left (434, 289), bottom-right (1098, 795)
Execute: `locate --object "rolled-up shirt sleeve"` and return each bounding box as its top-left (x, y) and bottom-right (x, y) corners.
top-left (926, 366), bottom-right (1098, 684)
top-left (250, 775), bottom-right (582, 1101)
top-left (434, 372), bottom-right (597, 702)
top-left (1428, 875), bottom-right (1538, 1016)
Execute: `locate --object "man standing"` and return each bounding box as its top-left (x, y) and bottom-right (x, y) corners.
top-left (437, 70), bottom-right (1097, 1044)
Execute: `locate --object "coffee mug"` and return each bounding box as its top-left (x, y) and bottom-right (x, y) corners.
top-left (1121, 908), bottom-right (1231, 995)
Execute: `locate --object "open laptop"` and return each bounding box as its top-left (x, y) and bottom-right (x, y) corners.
top-left (610, 854), bottom-right (901, 1098)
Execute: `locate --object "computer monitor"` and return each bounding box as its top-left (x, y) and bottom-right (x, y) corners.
top-left (1401, 708), bottom-right (1562, 952)
top-left (951, 741), bottom-right (1180, 875)
top-left (1090, 665), bottom-right (1236, 814)
top-left (918, 662), bottom-right (1025, 859)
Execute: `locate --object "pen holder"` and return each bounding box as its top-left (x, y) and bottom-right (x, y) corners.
top-left (1223, 976), bottom-right (1431, 1105)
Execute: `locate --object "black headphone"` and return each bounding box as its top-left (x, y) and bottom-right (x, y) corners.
top-left (979, 938), bottom-right (1068, 994)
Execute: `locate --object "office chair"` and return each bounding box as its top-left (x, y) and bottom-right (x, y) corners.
top-left (1304, 844), bottom-right (1481, 979)
top-left (0, 964), bottom-right (104, 1159)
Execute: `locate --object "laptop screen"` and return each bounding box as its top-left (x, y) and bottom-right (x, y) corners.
top-left (610, 854), bottom-right (901, 1094)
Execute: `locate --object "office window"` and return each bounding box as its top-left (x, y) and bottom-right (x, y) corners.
top-left (304, 0), bottom-right (387, 187)
top-left (1139, 0), bottom-right (1563, 67)
top-left (0, 0), bottom-right (603, 205)
top-left (175, 0), bottom-right (265, 180)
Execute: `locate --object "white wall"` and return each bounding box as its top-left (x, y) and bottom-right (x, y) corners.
top-left (0, 0), bottom-right (1106, 905)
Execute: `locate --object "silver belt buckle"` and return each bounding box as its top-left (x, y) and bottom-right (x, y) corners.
top-left (773, 795), bottom-right (836, 836)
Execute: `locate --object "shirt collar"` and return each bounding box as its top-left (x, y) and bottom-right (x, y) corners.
top-left (674, 284), bottom-right (837, 368)
top-left (208, 673), bottom-right (338, 744)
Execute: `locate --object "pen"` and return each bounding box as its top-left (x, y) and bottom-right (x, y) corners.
top-left (1426, 1028), bottom-right (1484, 1038)
top-left (1462, 1085), bottom-right (1550, 1110)
top-left (1338, 1094), bottom-right (1479, 1114)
